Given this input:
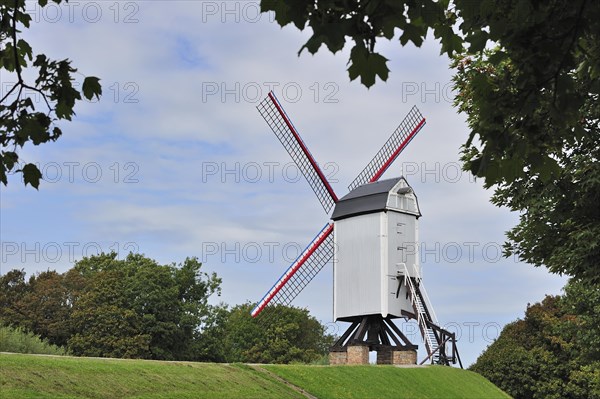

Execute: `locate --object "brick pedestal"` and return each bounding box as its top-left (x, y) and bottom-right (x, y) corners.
top-left (377, 348), bottom-right (417, 365)
top-left (329, 350), bottom-right (347, 365)
top-left (393, 349), bottom-right (417, 365)
top-left (347, 344), bottom-right (369, 365)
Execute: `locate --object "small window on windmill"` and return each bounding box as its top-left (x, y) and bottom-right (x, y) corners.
top-left (396, 187), bottom-right (412, 212)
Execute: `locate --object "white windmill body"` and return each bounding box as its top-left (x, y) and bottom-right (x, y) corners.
top-left (332, 177), bottom-right (421, 321)
top-left (251, 91), bottom-right (461, 367)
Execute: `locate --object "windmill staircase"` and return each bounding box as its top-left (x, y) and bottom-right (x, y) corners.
top-left (401, 264), bottom-right (463, 367)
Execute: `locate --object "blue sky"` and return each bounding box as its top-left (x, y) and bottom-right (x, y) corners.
top-left (0, 1), bottom-right (567, 366)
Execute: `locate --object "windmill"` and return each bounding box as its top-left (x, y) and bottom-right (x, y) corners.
top-left (252, 91), bottom-right (461, 367)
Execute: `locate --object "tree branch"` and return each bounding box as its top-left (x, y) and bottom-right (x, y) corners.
top-left (12, 0), bottom-right (23, 83)
top-left (5, 0), bottom-right (52, 112)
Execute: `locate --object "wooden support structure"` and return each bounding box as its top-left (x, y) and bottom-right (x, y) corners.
top-left (419, 320), bottom-right (463, 368)
top-left (329, 314), bottom-right (418, 365)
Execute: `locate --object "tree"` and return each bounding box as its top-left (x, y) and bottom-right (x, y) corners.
top-left (0, 269), bottom-right (28, 324)
top-left (188, 302), bottom-right (230, 362)
top-left (199, 303), bottom-right (335, 364)
top-left (0, 253), bottom-right (222, 360)
top-left (471, 280), bottom-right (600, 399)
top-left (452, 15), bottom-right (599, 282)
top-left (68, 253), bottom-right (221, 359)
top-left (18, 270), bottom-right (74, 347)
top-left (68, 268), bottom-right (152, 358)
top-left (262, 0), bottom-right (600, 282)
top-left (262, 0), bottom-right (460, 87)
top-left (0, 269), bottom-right (84, 347)
top-left (0, 0), bottom-right (102, 188)
top-left (0, 257), bottom-right (336, 363)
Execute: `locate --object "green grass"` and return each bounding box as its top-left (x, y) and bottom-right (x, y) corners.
top-left (265, 365), bottom-right (511, 399)
top-left (0, 353), bottom-right (304, 399)
top-left (0, 353), bottom-right (509, 399)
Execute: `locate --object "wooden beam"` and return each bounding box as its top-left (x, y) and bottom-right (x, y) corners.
top-left (384, 318), bottom-right (414, 346)
top-left (331, 321), bottom-right (359, 349)
top-left (351, 316), bottom-right (370, 343)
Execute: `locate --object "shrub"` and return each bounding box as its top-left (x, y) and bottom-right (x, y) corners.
top-left (0, 324), bottom-right (67, 355)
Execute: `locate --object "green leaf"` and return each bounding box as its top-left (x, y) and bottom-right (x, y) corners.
top-left (363, 0), bottom-right (382, 15)
top-left (399, 23), bottom-right (427, 47)
top-left (1, 43), bottom-right (16, 71)
top-left (261, 0), bottom-right (290, 25)
top-left (2, 151), bottom-right (19, 172)
top-left (488, 50), bottom-right (508, 65)
top-left (262, 0), bottom-right (307, 30)
top-left (514, 0), bottom-right (533, 23)
top-left (435, 25), bottom-right (463, 56)
top-left (467, 31), bottom-right (489, 53)
top-left (347, 45), bottom-right (389, 88)
top-left (22, 163), bottom-right (42, 189)
top-left (479, 0), bottom-right (495, 18)
top-left (17, 39), bottom-right (33, 62)
top-left (537, 156), bottom-right (560, 182)
top-left (55, 101), bottom-right (72, 120)
top-left (51, 126), bottom-right (62, 140)
top-left (33, 54), bottom-right (47, 67)
top-left (82, 77), bottom-right (102, 101)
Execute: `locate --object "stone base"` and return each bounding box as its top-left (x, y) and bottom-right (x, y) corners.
top-left (329, 345), bottom-right (370, 365)
top-left (347, 344), bottom-right (369, 365)
top-left (328, 350), bottom-right (347, 365)
top-left (377, 348), bottom-right (417, 365)
top-left (329, 345), bottom-right (417, 366)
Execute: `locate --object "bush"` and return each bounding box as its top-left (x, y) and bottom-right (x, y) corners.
top-left (0, 324), bottom-right (67, 355)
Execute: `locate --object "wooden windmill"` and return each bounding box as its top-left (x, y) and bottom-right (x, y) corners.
top-left (252, 91), bottom-right (461, 367)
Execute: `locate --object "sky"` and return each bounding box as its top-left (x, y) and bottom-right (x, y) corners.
top-left (0, 1), bottom-right (568, 366)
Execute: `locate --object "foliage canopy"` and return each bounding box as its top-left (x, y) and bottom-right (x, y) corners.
top-left (0, 0), bottom-right (102, 188)
top-left (471, 279), bottom-right (600, 399)
top-left (0, 253), bottom-right (221, 359)
top-left (0, 253), bottom-right (334, 363)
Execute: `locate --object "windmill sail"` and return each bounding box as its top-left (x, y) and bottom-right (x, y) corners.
top-left (257, 92), bottom-right (338, 213)
top-left (251, 223), bottom-right (334, 317)
top-left (348, 106), bottom-right (425, 191)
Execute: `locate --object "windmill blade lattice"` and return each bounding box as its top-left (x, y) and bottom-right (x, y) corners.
top-left (251, 223), bottom-right (334, 318)
top-left (348, 106), bottom-right (425, 191)
top-left (257, 92), bottom-right (338, 213)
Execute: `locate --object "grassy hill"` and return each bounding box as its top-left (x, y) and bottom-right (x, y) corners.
top-left (0, 353), bottom-right (509, 398)
top-left (266, 364), bottom-right (510, 398)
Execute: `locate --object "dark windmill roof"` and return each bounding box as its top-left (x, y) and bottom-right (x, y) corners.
top-left (332, 177), bottom-right (410, 221)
